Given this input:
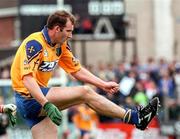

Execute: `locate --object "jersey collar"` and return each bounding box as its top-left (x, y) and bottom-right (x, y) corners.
top-left (42, 25), bottom-right (54, 47)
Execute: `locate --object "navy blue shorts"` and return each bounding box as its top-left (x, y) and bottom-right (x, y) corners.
top-left (15, 88), bottom-right (49, 128)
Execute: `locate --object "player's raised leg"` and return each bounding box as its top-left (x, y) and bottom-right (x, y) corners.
top-left (47, 85), bottom-right (159, 128)
top-left (31, 85), bottom-right (160, 138)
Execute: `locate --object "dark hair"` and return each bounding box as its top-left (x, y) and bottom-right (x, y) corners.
top-left (47, 10), bottom-right (76, 29)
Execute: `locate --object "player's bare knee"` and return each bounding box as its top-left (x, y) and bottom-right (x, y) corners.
top-left (81, 85), bottom-right (96, 100)
top-left (83, 85), bottom-right (94, 94)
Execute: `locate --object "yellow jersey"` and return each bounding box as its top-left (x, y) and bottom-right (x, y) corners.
top-left (11, 26), bottom-right (81, 97)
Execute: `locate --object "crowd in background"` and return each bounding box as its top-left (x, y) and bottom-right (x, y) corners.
top-left (70, 57), bottom-right (180, 123)
top-left (0, 57), bottom-right (180, 138)
top-left (58, 57), bottom-right (180, 138)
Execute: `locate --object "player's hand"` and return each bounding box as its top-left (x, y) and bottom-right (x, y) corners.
top-left (43, 102), bottom-right (62, 126)
top-left (3, 104), bottom-right (17, 127)
top-left (102, 81), bottom-right (119, 94)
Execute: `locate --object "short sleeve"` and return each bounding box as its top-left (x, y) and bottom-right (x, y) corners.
top-left (58, 42), bottom-right (81, 73)
top-left (20, 40), bottom-right (42, 78)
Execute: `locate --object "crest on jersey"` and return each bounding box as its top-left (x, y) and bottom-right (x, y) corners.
top-left (24, 60), bottom-right (28, 65)
top-left (26, 40), bottom-right (42, 62)
top-left (72, 57), bottom-right (79, 66)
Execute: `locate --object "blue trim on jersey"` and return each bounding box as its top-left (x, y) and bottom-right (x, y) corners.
top-left (66, 42), bottom-right (72, 52)
top-left (26, 40), bottom-right (42, 63)
top-left (42, 26), bottom-right (52, 46)
top-left (15, 87), bottom-right (50, 128)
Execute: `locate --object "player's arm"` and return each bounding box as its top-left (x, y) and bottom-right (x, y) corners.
top-left (71, 67), bottom-right (119, 94)
top-left (71, 67), bottom-right (106, 88)
top-left (22, 39), bottom-right (62, 125)
top-left (23, 74), bottom-right (62, 126)
top-left (59, 42), bottom-right (118, 93)
top-left (22, 74), bottom-right (48, 106)
top-left (22, 40), bottom-right (48, 106)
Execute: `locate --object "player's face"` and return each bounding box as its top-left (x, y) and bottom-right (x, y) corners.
top-left (55, 18), bottom-right (74, 44)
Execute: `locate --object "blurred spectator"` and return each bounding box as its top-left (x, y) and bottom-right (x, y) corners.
top-left (145, 79), bottom-right (159, 99)
top-left (158, 69), bottom-right (177, 121)
top-left (145, 57), bottom-right (158, 72)
top-left (66, 106), bottom-right (79, 139)
top-left (114, 62), bottom-right (126, 83)
top-left (0, 96), bottom-right (9, 139)
top-left (74, 14), bottom-right (83, 34)
top-left (81, 18), bottom-right (93, 34)
top-left (174, 66), bottom-right (180, 105)
top-left (0, 66), bottom-right (11, 102)
top-left (96, 62), bottom-right (107, 81)
top-left (168, 60), bottom-right (176, 77)
top-left (133, 81), bottom-right (148, 106)
top-left (119, 71), bottom-right (136, 97)
top-left (72, 104), bottom-right (99, 139)
top-left (1, 66), bottom-right (10, 79)
top-left (158, 58), bottom-right (168, 70)
top-left (158, 69), bottom-right (176, 101)
top-left (145, 57), bottom-right (160, 84)
top-left (106, 63), bottom-right (117, 81)
top-left (139, 72), bottom-right (159, 100)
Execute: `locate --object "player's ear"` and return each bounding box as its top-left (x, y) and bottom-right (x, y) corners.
top-left (55, 26), bottom-right (62, 32)
top-left (54, 26), bottom-right (60, 32)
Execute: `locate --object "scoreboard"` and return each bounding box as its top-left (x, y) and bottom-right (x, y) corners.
top-left (19, 0), bottom-right (125, 40)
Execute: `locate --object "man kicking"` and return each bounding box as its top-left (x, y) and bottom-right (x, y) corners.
top-left (11, 10), bottom-right (160, 139)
